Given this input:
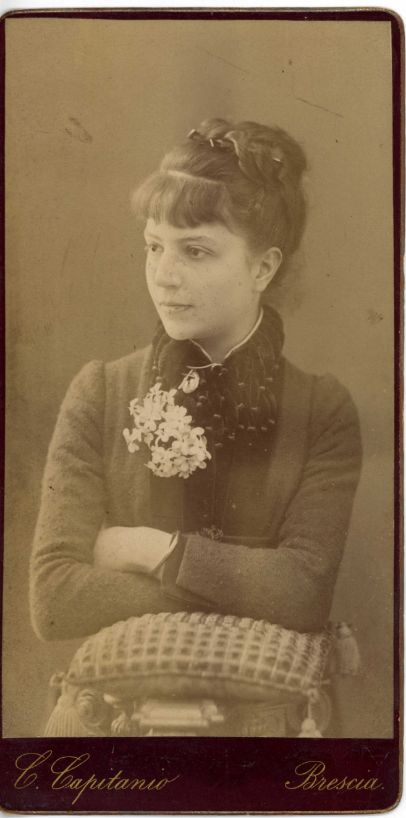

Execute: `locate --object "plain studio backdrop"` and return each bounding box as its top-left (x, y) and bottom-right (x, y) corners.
top-left (5, 17), bottom-right (394, 737)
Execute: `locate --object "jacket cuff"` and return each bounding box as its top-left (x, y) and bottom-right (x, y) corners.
top-left (160, 533), bottom-right (212, 609)
top-left (174, 533), bottom-right (229, 604)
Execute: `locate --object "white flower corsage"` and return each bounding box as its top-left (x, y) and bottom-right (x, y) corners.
top-left (123, 382), bottom-right (211, 479)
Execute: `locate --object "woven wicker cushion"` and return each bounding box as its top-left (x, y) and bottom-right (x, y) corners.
top-left (65, 612), bottom-right (332, 703)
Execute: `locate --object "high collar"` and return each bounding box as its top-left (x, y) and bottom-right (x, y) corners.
top-left (151, 303), bottom-right (284, 385)
top-left (189, 308), bottom-right (264, 365)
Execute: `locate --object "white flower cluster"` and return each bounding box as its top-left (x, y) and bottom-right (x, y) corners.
top-left (123, 382), bottom-right (211, 479)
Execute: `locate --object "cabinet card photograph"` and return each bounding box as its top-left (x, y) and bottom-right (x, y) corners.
top-left (1, 8), bottom-right (402, 814)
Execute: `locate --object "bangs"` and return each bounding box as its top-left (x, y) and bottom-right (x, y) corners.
top-left (131, 171), bottom-right (234, 229)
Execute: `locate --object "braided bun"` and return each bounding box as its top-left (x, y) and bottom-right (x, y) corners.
top-left (196, 118), bottom-right (306, 192)
top-left (133, 117), bottom-right (308, 278)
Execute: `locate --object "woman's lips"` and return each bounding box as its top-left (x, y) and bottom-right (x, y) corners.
top-left (160, 303), bottom-right (192, 314)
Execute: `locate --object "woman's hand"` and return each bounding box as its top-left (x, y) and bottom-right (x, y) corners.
top-left (93, 526), bottom-right (174, 575)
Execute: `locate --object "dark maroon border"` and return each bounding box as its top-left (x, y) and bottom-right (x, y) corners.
top-left (0, 737), bottom-right (401, 813)
top-left (0, 0), bottom-right (5, 749)
top-left (0, 8), bottom-right (403, 814)
top-left (0, 7), bottom-right (403, 20)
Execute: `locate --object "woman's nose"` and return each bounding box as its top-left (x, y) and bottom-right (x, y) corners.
top-left (154, 250), bottom-right (183, 288)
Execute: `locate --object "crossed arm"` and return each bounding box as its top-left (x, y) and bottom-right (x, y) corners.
top-left (30, 360), bottom-right (362, 640)
top-left (93, 525), bottom-right (176, 578)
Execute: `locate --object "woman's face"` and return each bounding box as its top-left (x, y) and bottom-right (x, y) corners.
top-left (144, 218), bottom-right (275, 362)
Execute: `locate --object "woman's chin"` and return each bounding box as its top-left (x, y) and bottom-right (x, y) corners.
top-left (159, 312), bottom-right (197, 341)
top-left (159, 320), bottom-right (191, 341)
top-left (165, 327), bottom-right (192, 341)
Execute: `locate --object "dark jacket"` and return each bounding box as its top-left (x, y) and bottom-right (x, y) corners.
top-left (30, 346), bottom-right (362, 641)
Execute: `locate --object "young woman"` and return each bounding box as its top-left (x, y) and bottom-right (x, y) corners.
top-left (29, 119), bottom-right (362, 643)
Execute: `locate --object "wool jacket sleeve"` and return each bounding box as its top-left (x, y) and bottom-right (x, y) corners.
top-left (161, 374), bottom-right (363, 632)
top-left (29, 361), bottom-right (189, 641)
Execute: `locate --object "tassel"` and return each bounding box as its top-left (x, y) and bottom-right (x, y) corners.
top-left (334, 622), bottom-right (361, 675)
top-left (44, 683), bottom-right (108, 737)
top-left (298, 717), bottom-right (323, 738)
top-left (44, 692), bottom-right (91, 737)
top-left (298, 688), bottom-right (323, 737)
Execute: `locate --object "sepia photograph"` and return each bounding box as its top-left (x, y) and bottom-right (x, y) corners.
top-left (3, 8), bottom-right (400, 791)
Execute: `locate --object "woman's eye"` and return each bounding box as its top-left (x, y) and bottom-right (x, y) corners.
top-left (186, 246), bottom-right (208, 259)
top-left (144, 243), bottom-right (161, 254)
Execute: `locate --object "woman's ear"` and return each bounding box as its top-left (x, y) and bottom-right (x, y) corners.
top-left (254, 247), bottom-right (283, 292)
